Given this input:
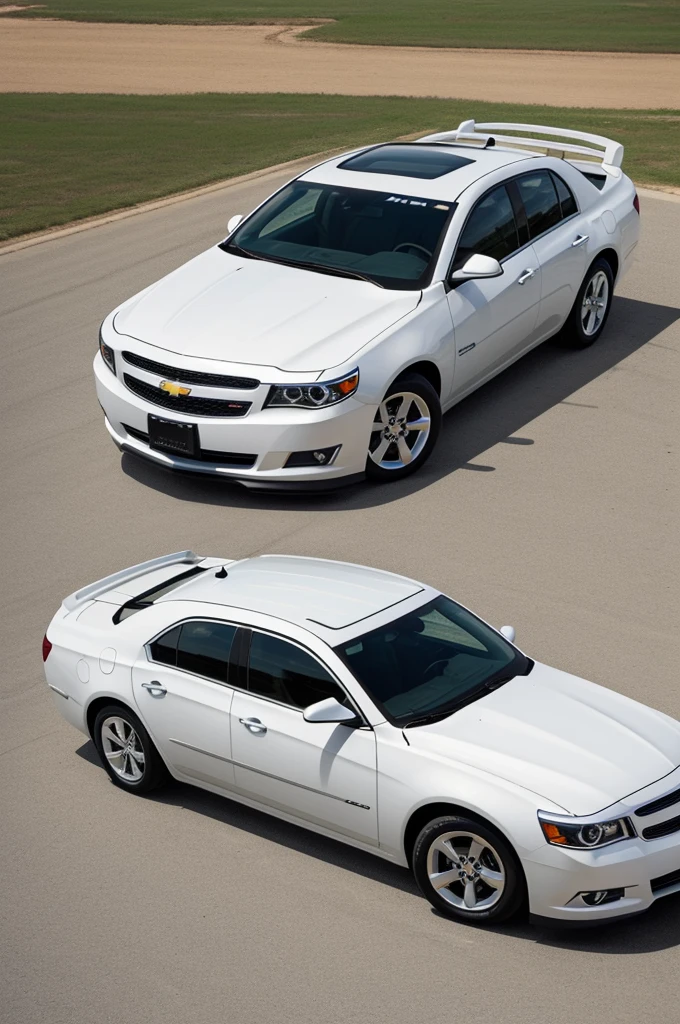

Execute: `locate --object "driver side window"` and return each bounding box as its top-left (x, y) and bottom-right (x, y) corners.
top-left (453, 185), bottom-right (521, 270)
top-left (247, 631), bottom-right (346, 711)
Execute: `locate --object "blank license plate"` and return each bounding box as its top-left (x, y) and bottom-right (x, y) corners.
top-left (148, 415), bottom-right (198, 458)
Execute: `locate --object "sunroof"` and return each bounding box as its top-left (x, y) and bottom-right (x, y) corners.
top-left (339, 144), bottom-right (474, 180)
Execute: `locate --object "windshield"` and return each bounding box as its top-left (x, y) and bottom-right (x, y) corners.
top-left (334, 595), bottom-right (532, 727)
top-left (222, 181), bottom-right (454, 290)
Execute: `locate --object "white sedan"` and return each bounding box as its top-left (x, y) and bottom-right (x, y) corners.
top-left (44, 551), bottom-right (680, 927)
top-left (96, 120), bottom-right (639, 491)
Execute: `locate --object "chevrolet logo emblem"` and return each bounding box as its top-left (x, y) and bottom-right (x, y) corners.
top-left (160, 380), bottom-right (191, 397)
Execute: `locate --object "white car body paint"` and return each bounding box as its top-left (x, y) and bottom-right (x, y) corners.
top-left (45, 552), bottom-right (680, 925)
top-left (95, 122), bottom-right (639, 489)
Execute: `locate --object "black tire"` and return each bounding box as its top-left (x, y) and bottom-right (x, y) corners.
top-left (93, 704), bottom-right (168, 794)
top-left (365, 373), bottom-right (441, 482)
top-left (562, 257), bottom-right (614, 348)
top-left (412, 815), bottom-right (526, 925)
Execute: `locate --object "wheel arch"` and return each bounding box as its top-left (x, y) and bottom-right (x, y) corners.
top-left (86, 694), bottom-right (136, 739)
top-left (591, 247), bottom-right (619, 282)
top-left (393, 360), bottom-right (442, 397)
top-left (403, 801), bottom-right (522, 870)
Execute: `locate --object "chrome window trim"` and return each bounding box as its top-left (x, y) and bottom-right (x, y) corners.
top-left (144, 616), bottom-right (241, 690)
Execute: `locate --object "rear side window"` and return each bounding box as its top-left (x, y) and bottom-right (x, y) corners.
top-left (248, 632), bottom-right (344, 710)
top-left (453, 185), bottom-right (520, 269)
top-left (149, 625), bottom-right (181, 666)
top-left (516, 172), bottom-right (562, 238)
top-left (552, 173), bottom-right (578, 218)
top-left (175, 621), bottom-right (237, 684)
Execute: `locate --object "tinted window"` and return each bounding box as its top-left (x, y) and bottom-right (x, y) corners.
top-left (339, 144), bottom-right (474, 179)
top-left (453, 185), bottom-right (519, 268)
top-left (149, 624), bottom-right (181, 666)
top-left (248, 632), bottom-right (343, 710)
top-left (175, 620), bottom-right (236, 684)
top-left (516, 172), bottom-right (562, 238)
top-left (335, 595), bottom-right (531, 727)
top-left (552, 172), bottom-right (578, 218)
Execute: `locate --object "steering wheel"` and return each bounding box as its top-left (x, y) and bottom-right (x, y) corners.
top-left (423, 658), bottom-right (452, 683)
top-left (392, 242), bottom-right (433, 261)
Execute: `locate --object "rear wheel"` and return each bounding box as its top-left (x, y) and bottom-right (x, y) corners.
top-left (562, 257), bottom-right (614, 348)
top-left (93, 704), bottom-right (168, 794)
top-left (365, 374), bottom-right (441, 482)
top-left (412, 815), bottom-right (526, 925)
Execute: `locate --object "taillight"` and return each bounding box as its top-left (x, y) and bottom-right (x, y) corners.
top-left (42, 634), bottom-right (52, 661)
top-left (633, 192), bottom-right (640, 214)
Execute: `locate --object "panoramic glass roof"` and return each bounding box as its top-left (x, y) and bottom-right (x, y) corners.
top-left (338, 144), bottom-right (475, 180)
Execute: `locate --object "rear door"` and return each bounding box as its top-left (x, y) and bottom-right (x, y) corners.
top-left (446, 183), bottom-right (541, 399)
top-left (230, 628), bottom-right (378, 844)
top-left (511, 170), bottom-right (589, 338)
top-left (132, 618), bottom-right (238, 789)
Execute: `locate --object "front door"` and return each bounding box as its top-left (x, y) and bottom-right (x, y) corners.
top-left (446, 183), bottom-right (541, 400)
top-left (132, 618), bottom-right (238, 789)
top-left (230, 630), bottom-right (378, 844)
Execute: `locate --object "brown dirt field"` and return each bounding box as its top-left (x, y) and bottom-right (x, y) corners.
top-left (1, 18), bottom-right (679, 107)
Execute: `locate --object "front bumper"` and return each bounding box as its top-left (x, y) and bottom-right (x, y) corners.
top-left (524, 828), bottom-right (680, 924)
top-left (95, 353), bottom-right (374, 490)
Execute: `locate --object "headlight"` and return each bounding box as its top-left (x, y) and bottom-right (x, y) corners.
top-left (538, 812), bottom-right (635, 849)
top-left (99, 327), bottom-right (116, 374)
top-left (264, 369), bottom-right (359, 409)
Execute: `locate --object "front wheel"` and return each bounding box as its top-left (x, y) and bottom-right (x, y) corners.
top-left (365, 374), bottom-right (441, 482)
top-left (412, 816), bottom-right (526, 925)
top-left (562, 257), bottom-right (614, 348)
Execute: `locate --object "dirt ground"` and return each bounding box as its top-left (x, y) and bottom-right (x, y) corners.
top-left (1, 18), bottom-right (678, 107)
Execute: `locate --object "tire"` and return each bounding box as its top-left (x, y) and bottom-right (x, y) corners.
top-left (365, 373), bottom-right (441, 482)
top-left (93, 704), bottom-right (168, 794)
top-left (562, 257), bottom-right (614, 348)
top-left (412, 815), bottom-right (526, 925)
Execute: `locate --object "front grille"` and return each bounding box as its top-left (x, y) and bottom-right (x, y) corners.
top-left (636, 785), bottom-right (680, 818)
top-left (642, 814), bottom-right (680, 841)
top-left (651, 868), bottom-right (680, 894)
top-left (122, 424), bottom-right (257, 468)
top-left (123, 351), bottom-right (259, 390)
top-left (124, 375), bottom-right (251, 417)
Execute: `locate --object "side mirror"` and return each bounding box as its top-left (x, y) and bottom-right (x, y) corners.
top-left (500, 625), bottom-right (516, 643)
top-left (303, 697), bottom-right (358, 725)
top-left (227, 214), bottom-right (244, 234)
top-left (449, 253), bottom-right (503, 283)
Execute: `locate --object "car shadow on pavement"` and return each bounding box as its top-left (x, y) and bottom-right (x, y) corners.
top-left (122, 295), bottom-right (680, 512)
top-left (76, 739), bottom-right (680, 952)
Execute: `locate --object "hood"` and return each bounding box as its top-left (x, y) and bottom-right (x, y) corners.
top-left (406, 663), bottom-right (680, 815)
top-left (113, 247), bottom-right (420, 373)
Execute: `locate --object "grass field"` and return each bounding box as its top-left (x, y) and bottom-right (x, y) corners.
top-left (10, 0), bottom-right (680, 52)
top-left (1, 93), bottom-right (678, 241)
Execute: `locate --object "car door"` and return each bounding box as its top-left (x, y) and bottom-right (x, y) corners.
top-left (132, 618), bottom-right (238, 789)
top-left (446, 183), bottom-right (541, 399)
top-left (511, 170), bottom-right (589, 339)
top-left (230, 628), bottom-right (379, 844)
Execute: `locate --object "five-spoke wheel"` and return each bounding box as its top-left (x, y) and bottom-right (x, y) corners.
top-left (366, 373), bottom-right (441, 481)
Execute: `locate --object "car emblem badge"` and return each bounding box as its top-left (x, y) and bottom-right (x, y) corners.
top-left (160, 380), bottom-right (191, 397)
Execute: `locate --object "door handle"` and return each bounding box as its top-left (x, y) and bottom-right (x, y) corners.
top-left (239, 717), bottom-right (267, 735)
top-left (141, 681), bottom-right (167, 698)
top-left (571, 234), bottom-right (589, 247)
top-left (517, 268), bottom-right (536, 285)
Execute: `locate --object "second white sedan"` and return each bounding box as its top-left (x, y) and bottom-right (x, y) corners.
top-left (44, 551), bottom-right (680, 927)
top-left (96, 119), bottom-right (639, 490)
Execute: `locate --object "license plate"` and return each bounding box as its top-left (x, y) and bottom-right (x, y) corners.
top-left (148, 415), bottom-right (198, 458)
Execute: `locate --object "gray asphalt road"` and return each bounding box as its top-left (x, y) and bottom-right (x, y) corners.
top-left (1, 168), bottom-right (679, 1024)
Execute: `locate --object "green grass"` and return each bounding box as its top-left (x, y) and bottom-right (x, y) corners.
top-left (1, 93), bottom-right (678, 241)
top-left (11, 0), bottom-right (680, 52)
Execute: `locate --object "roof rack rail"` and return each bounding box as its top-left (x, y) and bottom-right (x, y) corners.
top-left (419, 120), bottom-right (624, 173)
top-left (62, 550), bottom-right (201, 611)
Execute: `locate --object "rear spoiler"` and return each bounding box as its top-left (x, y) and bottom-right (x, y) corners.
top-left (62, 551), bottom-right (202, 612)
top-left (419, 120), bottom-right (624, 174)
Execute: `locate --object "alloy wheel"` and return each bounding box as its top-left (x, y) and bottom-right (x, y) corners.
top-left (368, 391), bottom-right (431, 471)
top-left (100, 715), bottom-right (145, 783)
top-left (581, 270), bottom-right (609, 337)
top-left (425, 830), bottom-right (506, 912)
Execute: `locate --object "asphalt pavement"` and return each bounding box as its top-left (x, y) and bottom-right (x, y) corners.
top-left (1, 168), bottom-right (679, 1024)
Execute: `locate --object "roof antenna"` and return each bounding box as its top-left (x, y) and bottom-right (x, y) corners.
top-left (215, 565), bottom-right (229, 579)
top-left (484, 137), bottom-right (496, 148)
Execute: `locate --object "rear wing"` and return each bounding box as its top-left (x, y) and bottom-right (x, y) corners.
top-left (419, 120), bottom-right (624, 174)
top-left (62, 550), bottom-right (202, 612)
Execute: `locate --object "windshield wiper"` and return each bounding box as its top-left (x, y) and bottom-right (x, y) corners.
top-left (403, 676), bottom-right (516, 729)
top-left (221, 242), bottom-right (383, 287)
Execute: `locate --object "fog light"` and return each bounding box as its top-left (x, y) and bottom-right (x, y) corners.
top-left (581, 888), bottom-right (625, 906)
top-left (284, 445), bottom-right (341, 468)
